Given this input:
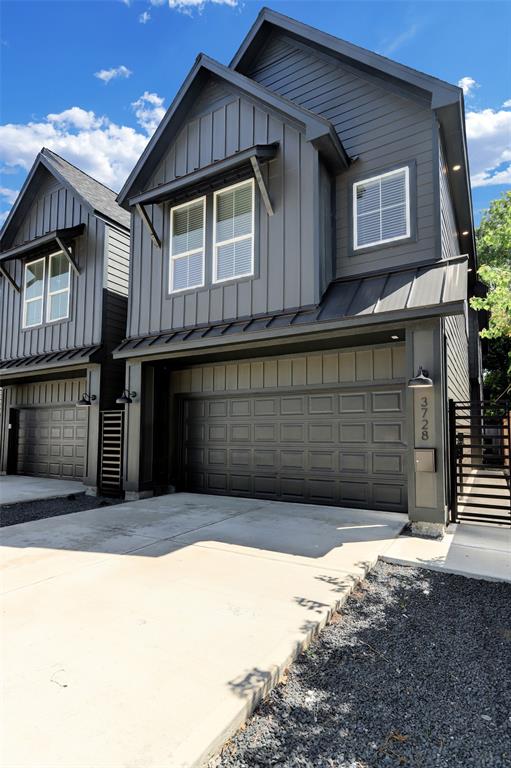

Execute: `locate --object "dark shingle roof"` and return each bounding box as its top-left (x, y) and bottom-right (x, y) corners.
top-left (42, 149), bottom-right (130, 230)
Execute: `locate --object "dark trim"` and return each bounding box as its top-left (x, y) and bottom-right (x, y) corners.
top-left (331, 253), bottom-right (468, 284)
top-left (113, 301), bottom-right (466, 361)
top-left (130, 144), bottom-right (279, 207)
top-left (0, 345), bottom-right (102, 383)
top-left (0, 224), bottom-right (85, 264)
top-left (230, 8), bottom-right (461, 108)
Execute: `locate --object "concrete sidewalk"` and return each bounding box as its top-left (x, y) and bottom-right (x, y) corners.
top-left (0, 475), bottom-right (86, 506)
top-left (382, 522), bottom-right (511, 583)
top-left (0, 493), bottom-right (405, 768)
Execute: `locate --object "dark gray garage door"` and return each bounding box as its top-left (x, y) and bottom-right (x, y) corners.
top-left (16, 406), bottom-right (88, 479)
top-left (179, 387), bottom-right (407, 511)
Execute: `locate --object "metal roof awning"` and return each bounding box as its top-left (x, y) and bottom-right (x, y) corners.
top-left (0, 345), bottom-right (101, 382)
top-left (113, 255), bottom-right (469, 361)
top-left (129, 144), bottom-right (279, 208)
top-left (0, 224), bottom-right (85, 264)
top-left (0, 224), bottom-right (85, 292)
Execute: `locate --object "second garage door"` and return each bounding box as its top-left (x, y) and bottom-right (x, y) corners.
top-left (179, 386), bottom-right (407, 512)
top-left (16, 406), bottom-right (88, 479)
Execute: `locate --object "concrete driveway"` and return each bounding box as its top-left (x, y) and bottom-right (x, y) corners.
top-left (1, 493), bottom-right (405, 768)
top-left (0, 475), bottom-right (86, 505)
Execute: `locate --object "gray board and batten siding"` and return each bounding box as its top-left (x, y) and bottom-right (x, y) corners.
top-left (127, 78), bottom-right (332, 339)
top-left (242, 32), bottom-right (438, 278)
top-left (0, 168), bottom-right (105, 361)
top-left (439, 136), bottom-right (470, 403)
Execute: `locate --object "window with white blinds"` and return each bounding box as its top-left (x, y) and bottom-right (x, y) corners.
top-left (213, 179), bottom-right (254, 283)
top-left (353, 167), bottom-right (410, 249)
top-left (169, 197), bottom-right (205, 293)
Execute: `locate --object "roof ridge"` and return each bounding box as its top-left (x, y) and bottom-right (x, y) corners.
top-left (42, 148), bottom-right (120, 197)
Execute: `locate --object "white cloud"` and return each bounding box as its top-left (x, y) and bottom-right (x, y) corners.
top-left (465, 106), bottom-right (511, 188)
top-left (502, 98), bottom-right (511, 108)
top-left (139, 10), bottom-right (151, 23)
top-left (0, 187), bottom-right (19, 205)
top-left (458, 76), bottom-right (479, 97)
top-left (94, 65), bottom-right (132, 84)
top-left (381, 23), bottom-right (419, 56)
top-left (149, 0), bottom-right (236, 13)
top-left (131, 92), bottom-right (166, 135)
top-left (0, 96), bottom-right (165, 193)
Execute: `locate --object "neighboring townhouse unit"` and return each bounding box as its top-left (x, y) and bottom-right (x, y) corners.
top-left (114, 8), bottom-right (481, 525)
top-left (0, 148), bottom-right (130, 492)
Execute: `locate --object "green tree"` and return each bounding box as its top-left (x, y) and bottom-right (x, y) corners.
top-left (470, 191), bottom-right (511, 400)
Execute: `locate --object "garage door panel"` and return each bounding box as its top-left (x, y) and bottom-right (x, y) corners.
top-left (16, 406), bottom-right (88, 480)
top-left (179, 384), bottom-right (407, 512)
top-left (372, 390), bottom-right (403, 412)
top-left (372, 422), bottom-right (405, 444)
top-left (340, 452), bottom-right (368, 473)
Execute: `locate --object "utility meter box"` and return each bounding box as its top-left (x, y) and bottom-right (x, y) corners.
top-left (414, 448), bottom-right (436, 473)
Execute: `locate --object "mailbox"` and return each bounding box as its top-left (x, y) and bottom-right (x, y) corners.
top-left (414, 448), bottom-right (436, 472)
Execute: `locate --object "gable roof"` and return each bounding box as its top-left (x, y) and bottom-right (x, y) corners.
top-left (230, 7), bottom-right (461, 108)
top-left (0, 148), bottom-right (129, 249)
top-left (117, 53), bottom-right (350, 207)
top-left (230, 7), bottom-right (476, 269)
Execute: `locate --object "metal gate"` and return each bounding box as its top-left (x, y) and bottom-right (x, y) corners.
top-left (449, 400), bottom-right (511, 525)
top-left (99, 410), bottom-right (124, 496)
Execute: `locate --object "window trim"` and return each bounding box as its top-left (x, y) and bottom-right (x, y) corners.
top-left (169, 195), bottom-right (206, 295)
top-left (353, 166), bottom-right (410, 251)
top-left (23, 257), bottom-right (45, 329)
top-left (46, 250), bottom-right (71, 324)
top-left (213, 178), bottom-right (255, 285)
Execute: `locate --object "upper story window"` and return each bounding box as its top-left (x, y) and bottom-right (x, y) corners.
top-left (23, 250), bottom-right (71, 329)
top-left (213, 179), bottom-right (254, 283)
top-left (169, 197), bottom-right (205, 293)
top-left (23, 257), bottom-right (45, 328)
top-left (353, 167), bottom-right (410, 250)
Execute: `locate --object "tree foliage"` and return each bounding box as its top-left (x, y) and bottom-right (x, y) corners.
top-left (470, 191), bottom-right (511, 400)
top-left (470, 191), bottom-right (511, 340)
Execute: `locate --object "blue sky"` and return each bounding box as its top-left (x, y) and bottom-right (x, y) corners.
top-left (1, 0), bottom-right (510, 226)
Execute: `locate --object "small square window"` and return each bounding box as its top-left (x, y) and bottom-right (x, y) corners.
top-left (354, 167), bottom-right (410, 250)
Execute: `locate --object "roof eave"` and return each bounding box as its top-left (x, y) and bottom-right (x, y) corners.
top-left (230, 8), bottom-right (461, 108)
top-left (117, 52), bottom-right (351, 206)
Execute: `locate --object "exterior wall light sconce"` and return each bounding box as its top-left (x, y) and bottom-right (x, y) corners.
top-left (77, 393), bottom-right (97, 407)
top-left (408, 366), bottom-right (433, 389)
top-left (116, 389), bottom-right (137, 405)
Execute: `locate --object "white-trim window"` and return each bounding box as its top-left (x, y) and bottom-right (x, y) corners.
top-left (47, 251), bottom-right (71, 322)
top-left (23, 257), bottom-right (45, 328)
top-left (353, 166), bottom-right (410, 250)
top-left (213, 179), bottom-right (254, 283)
top-left (169, 196), bottom-right (206, 293)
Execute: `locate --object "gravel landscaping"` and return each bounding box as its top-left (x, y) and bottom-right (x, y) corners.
top-left (216, 562), bottom-right (511, 768)
top-left (0, 494), bottom-right (125, 527)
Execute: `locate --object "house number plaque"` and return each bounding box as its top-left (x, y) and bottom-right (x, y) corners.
top-left (414, 390), bottom-right (435, 449)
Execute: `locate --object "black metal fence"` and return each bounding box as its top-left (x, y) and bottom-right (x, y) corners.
top-left (449, 400), bottom-right (511, 525)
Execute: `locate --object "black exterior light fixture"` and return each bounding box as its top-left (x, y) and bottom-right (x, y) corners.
top-left (77, 393), bottom-right (97, 407)
top-left (408, 366), bottom-right (433, 389)
top-left (116, 389), bottom-right (137, 405)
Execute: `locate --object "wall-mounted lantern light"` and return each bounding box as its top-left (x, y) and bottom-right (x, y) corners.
top-left (408, 366), bottom-right (433, 389)
top-left (116, 389), bottom-right (137, 405)
top-left (77, 393), bottom-right (97, 407)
